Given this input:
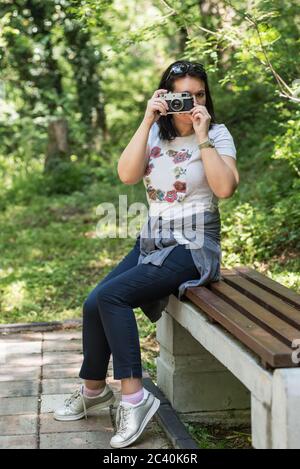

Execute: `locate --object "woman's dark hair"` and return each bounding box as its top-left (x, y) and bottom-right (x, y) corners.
top-left (156, 59), bottom-right (217, 141)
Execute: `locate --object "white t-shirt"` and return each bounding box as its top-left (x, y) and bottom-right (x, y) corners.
top-left (142, 122), bottom-right (237, 244)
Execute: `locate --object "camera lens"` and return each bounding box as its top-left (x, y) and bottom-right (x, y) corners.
top-left (170, 99), bottom-right (183, 111)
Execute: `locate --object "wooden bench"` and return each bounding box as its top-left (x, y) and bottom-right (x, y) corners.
top-left (156, 266), bottom-right (300, 449)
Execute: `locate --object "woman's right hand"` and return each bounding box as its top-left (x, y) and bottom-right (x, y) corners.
top-left (143, 89), bottom-right (169, 126)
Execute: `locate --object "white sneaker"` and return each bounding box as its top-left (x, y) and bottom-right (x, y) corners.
top-left (110, 388), bottom-right (160, 448)
top-left (53, 384), bottom-right (115, 421)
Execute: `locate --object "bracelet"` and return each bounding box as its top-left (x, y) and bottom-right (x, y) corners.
top-left (198, 137), bottom-right (209, 144)
top-left (198, 137), bottom-right (215, 149)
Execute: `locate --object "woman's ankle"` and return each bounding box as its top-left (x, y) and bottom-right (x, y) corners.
top-left (84, 379), bottom-right (106, 391)
top-left (121, 377), bottom-right (143, 395)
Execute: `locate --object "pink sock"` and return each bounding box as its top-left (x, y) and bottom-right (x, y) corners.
top-left (83, 384), bottom-right (105, 398)
top-left (121, 387), bottom-right (145, 405)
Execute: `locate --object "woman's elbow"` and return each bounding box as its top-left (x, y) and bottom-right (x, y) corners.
top-left (118, 174), bottom-right (135, 185)
top-left (117, 164), bottom-right (133, 185)
top-left (118, 171), bottom-right (139, 185)
top-left (216, 182), bottom-right (239, 199)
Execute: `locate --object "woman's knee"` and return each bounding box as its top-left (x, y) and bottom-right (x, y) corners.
top-left (96, 286), bottom-right (110, 309)
top-left (82, 295), bottom-right (99, 319)
top-left (96, 284), bottom-right (123, 311)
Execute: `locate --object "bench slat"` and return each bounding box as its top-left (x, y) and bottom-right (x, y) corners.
top-left (185, 286), bottom-right (295, 368)
top-left (220, 272), bottom-right (300, 329)
top-left (210, 281), bottom-right (300, 346)
top-left (233, 266), bottom-right (300, 309)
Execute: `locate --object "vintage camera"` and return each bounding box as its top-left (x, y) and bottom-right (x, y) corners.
top-left (158, 91), bottom-right (194, 114)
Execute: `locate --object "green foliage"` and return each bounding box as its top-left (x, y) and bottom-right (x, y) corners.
top-left (0, 155), bottom-right (119, 208)
top-left (273, 109), bottom-right (300, 176)
top-left (43, 161), bottom-right (92, 195)
top-left (185, 423), bottom-right (252, 449)
top-left (0, 0), bottom-right (105, 153)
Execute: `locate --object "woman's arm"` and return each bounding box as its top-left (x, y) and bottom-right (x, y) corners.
top-left (118, 88), bottom-right (169, 185)
top-left (189, 105), bottom-right (239, 198)
top-left (117, 119), bottom-right (151, 185)
top-left (197, 142), bottom-right (239, 198)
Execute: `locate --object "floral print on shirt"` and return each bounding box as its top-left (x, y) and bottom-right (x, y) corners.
top-left (166, 149), bottom-right (192, 164)
top-left (149, 146), bottom-right (162, 159)
top-left (144, 146), bottom-right (191, 203)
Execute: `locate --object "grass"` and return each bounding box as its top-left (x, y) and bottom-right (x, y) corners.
top-left (184, 423), bottom-right (252, 449)
top-left (0, 180), bottom-right (145, 323)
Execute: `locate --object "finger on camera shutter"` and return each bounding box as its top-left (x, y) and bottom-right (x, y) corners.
top-left (154, 89), bottom-right (168, 99)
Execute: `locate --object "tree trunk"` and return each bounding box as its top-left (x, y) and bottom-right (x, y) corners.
top-left (90, 100), bottom-right (110, 153)
top-left (44, 118), bottom-right (70, 173)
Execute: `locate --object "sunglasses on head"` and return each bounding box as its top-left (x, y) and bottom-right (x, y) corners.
top-left (165, 62), bottom-right (205, 82)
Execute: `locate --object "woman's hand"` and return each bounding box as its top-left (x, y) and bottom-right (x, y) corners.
top-left (143, 89), bottom-right (169, 126)
top-left (188, 100), bottom-right (211, 140)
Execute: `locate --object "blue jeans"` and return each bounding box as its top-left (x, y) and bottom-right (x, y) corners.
top-left (78, 236), bottom-right (200, 380)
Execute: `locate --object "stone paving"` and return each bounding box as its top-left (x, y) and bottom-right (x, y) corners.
top-left (0, 329), bottom-right (173, 449)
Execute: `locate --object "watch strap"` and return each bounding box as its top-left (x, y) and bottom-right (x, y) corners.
top-left (198, 138), bottom-right (215, 149)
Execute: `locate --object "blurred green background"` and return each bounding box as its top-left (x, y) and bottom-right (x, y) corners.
top-left (1, 0), bottom-right (299, 449)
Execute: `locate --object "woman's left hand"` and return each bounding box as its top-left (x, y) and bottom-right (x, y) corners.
top-left (188, 103), bottom-right (211, 139)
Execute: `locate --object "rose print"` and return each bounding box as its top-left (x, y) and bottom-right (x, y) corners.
top-left (173, 152), bottom-right (192, 164)
top-left (144, 162), bottom-right (154, 176)
top-left (173, 180), bottom-right (186, 192)
top-left (173, 152), bottom-right (189, 164)
top-left (164, 190), bottom-right (177, 202)
top-left (146, 185), bottom-right (185, 203)
top-left (149, 146), bottom-right (162, 158)
top-left (166, 149), bottom-right (192, 164)
top-left (144, 144), bottom-right (190, 203)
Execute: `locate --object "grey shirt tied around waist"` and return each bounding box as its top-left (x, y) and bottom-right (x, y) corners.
top-left (137, 208), bottom-right (222, 323)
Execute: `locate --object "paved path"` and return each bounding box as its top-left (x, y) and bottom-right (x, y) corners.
top-left (0, 329), bottom-right (173, 449)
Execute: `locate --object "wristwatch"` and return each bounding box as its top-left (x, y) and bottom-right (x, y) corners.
top-left (198, 138), bottom-right (215, 150)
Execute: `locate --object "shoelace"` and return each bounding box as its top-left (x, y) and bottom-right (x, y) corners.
top-left (116, 405), bottom-right (131, 435)
top-left (64, 388), bottom-right (88, 420)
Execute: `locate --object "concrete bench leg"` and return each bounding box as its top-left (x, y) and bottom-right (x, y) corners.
top-left (156, 311), bottom-right (250, 424)
top-left (251, 394), bottom-right (272, 448)
top-left (271, 369), bottom-right (300, 449)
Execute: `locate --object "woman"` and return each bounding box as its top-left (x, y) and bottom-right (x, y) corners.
top-left (54, 60), bottom-right (239, 449)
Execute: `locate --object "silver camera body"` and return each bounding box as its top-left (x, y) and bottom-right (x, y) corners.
top-left (158, 91), bottom-right (194, 114)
